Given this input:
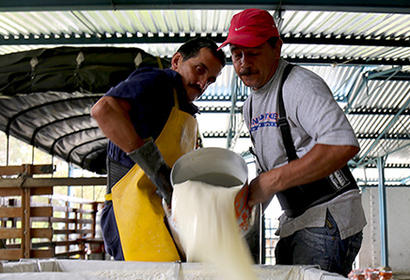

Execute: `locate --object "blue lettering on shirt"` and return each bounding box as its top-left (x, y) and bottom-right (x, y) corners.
top-left (250, 112), bottom-right (279, 132)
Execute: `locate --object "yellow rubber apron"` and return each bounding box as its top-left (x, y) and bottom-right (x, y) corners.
top-left (110, 91), bottom-right (197, 261)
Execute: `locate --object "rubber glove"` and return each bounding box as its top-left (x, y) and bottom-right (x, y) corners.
top-left (127, 139), bottom-right (173, 206)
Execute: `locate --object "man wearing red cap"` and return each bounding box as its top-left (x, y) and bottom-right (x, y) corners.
top-left (219, 9), bottom-right (366, 276)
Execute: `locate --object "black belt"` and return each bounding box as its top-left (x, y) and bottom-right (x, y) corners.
top-left (276, 165), bottom-right (358, 218)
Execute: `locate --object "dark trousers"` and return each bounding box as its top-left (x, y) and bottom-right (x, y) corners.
top-left (275, 211), bottom-right (363, 277)
top-left (101, 157), bottom-right (129, 260)
top-left (245, 212), bottom-right (265, 264)
top-left (100, 201), bottom-right (124, 260)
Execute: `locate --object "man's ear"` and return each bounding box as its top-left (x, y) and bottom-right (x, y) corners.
top-left (171, 52), bottom-right (182, 70)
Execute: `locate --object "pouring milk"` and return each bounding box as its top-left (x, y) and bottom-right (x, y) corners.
top-left (171, 180), bottom-right (258, 280)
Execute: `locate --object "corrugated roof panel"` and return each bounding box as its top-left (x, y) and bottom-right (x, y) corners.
top-left (0, 13), bottom-right (24, 35)
top-left (28, 12), bottom-right (61, 34)
top-left (393, 116), bottom-right (409, 134)
top-left (56, 11), bottom-right (87, 34)
top-left (361, 80), bottom-right (409, 108)
top-left (280, 10), bottom-right (410, 39)
top-left (305, 65), bottom-right (364, 98)
top-left (81, 11), bottom-right (119, 34)
top-left (283, 44), bottom-right (409, 61)
top-left (353, 112), bottom-right (409, 159)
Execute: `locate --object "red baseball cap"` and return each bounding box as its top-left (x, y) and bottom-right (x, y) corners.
top-left (218, 9), bottom-right (280, 50)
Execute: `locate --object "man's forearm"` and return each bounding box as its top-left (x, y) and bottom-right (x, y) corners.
top-left (248, 143), bottom-right (359, 206)
top-left (277, 143), bottom-right (359, 191)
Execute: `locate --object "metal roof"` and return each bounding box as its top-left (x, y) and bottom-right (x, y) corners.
top-left (0, 2), bottom-right (408, 183)
top-left (0, 9), bottom-right (409, 65)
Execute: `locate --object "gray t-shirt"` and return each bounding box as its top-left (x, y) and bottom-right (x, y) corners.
top-left (243, 59), bottom-right (366, 239)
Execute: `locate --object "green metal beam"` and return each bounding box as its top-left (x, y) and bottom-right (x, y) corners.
top-left (202, 131), bottom-right (410, 140)
top-left (284, 57), bottom-right (409, 66)
top-left (359, 184), bottom-right (410, 188)
top-left (198, 105), bottom-right (410, 116)
top-left (215, 56), bottom-right (410, 68)
top-left (284, 35), bottom-right (410, 48)
top-left (202, 131), bottom-right (249, 138)
top-left (198, 94), bottom-right (241, 102)
top-left (348, 107), bottom-right (410, 116)
top-left (0, 33), bottom-right (217, 45)
top-left (1, 33), bottom-right (408, 48)
top-left (0, 0), bottom-right (409, 13)
top-left (361, 163), bottom-right (410, 169)
top-left (356, 133), bottom-right (409, 140)
top-left (198, 106), bottom-right (240, 113)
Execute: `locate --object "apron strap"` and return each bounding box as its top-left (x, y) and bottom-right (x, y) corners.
top-left (173, 89), bottom-right (180, 109)
top-left (156, 56), bottom-right (163, 69)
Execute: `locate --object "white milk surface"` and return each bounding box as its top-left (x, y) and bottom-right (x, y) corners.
top-left (171, 180), bottom-right (258, 280)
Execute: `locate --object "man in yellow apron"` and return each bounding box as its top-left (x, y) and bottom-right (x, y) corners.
top-left (91, 37), bottom-right (225, 261)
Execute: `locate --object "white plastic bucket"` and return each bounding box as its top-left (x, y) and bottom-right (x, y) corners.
top-left (170, 147), bottom-right (248, 188)
top-left (170, 148), bottom-right (257, 234)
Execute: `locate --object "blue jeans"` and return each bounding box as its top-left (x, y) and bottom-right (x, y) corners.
top-left (275, 212), bottom-right (363, 277)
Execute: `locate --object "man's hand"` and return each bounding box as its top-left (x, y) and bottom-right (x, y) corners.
top-left (154, 164), bottom-right (173, 205)
top-left (248, 169), bottom-right (283, 207)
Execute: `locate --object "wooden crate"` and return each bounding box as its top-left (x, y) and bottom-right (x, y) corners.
top-left (0, 164), bottom-right (104, 260)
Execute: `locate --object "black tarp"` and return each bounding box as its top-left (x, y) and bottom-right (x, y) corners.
top-left (0, 46), bottom-right (170, 174)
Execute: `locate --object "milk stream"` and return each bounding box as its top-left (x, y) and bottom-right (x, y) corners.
top-left (172, 180), bottom-right (258, 280)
